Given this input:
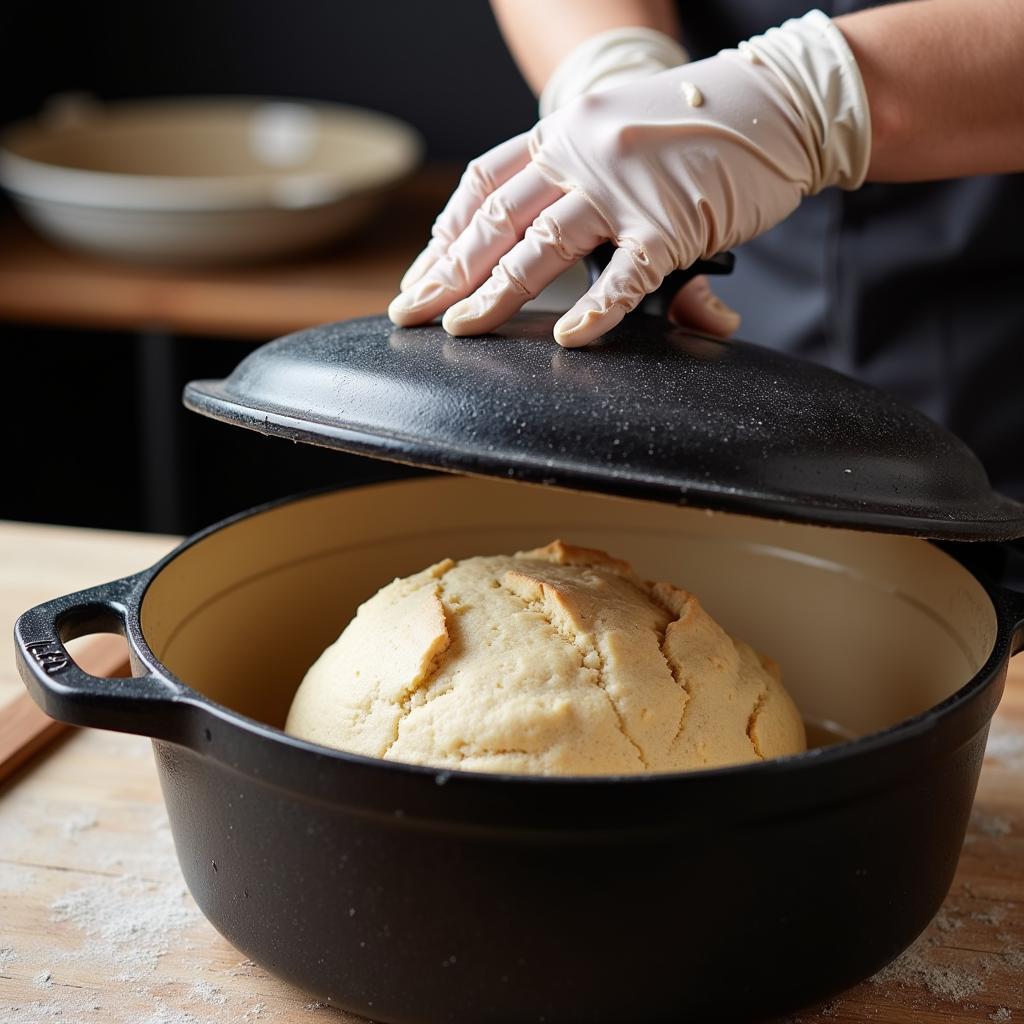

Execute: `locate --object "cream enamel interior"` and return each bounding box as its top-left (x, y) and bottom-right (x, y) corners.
top-left (139, 477), bottom-right (999, 746)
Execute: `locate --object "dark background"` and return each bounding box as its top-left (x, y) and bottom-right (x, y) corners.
top-left (0, 1), bottom-right (538, 535)
top-left (0, 1), bottom-right (536, 159)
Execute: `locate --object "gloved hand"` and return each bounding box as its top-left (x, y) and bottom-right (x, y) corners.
top-left (542, 25), bottom-right (746, 338)
top-left (396, 26), bottom-right (689, 306)
top-left (389, 10), bottom-right (870, 348)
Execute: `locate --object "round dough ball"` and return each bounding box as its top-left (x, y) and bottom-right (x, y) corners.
top-left (286, 540), bottom-right (805, 775)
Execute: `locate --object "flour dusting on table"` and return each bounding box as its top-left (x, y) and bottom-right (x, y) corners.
top-left (987, 724), bottom-right (1024, 768)
top-left (189, 980), bottom-right (227, 1005)
top-left (60, 807), bottom-right (98, 838)
top-left (137, 1005), bottom-right (203, 1024)
top-left (51, 875), bottom-right (201, 979)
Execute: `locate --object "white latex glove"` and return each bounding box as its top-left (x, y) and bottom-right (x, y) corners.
top-left (389, 10), bottom-right (870, 348)
top-left (538, 24), bottom-right (744, 337)
top-left (396, 26), bottom-right (688, 297)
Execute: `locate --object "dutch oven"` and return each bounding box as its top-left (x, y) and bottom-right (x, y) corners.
top-left (15, 259), bottom-right (1024, 1023)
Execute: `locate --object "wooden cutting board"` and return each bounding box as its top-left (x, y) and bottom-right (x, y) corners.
top-left (0, 520), bottom-right (1021, 1023)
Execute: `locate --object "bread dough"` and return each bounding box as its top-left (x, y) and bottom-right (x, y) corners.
top-left (285, 541), bottom-right (806, 775)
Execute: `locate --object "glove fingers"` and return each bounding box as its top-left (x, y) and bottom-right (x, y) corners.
top-left (441, 191), bottom-right (607, 338)
top-left (389, 164), bottom-right (560, 328)
top-left (439, 164), bottom-right (563, 307)
top-left (553, 245), bottom-right (655, 348)
top-left (399, 134), bottom-right (532, 292)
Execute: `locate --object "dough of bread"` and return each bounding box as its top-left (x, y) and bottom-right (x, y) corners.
top-left (285, 541), bottom-right (805, 774)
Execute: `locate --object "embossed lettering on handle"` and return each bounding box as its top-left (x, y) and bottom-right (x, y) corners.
top-left (24, 639), bottom-right (69, 676)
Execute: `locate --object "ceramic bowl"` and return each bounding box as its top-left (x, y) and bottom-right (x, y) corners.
top-left (0, 95), bottom-right (422, 264)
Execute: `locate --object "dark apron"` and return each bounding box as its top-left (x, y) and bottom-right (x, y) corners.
top-left (679, 1), bottom-right (1024, 498)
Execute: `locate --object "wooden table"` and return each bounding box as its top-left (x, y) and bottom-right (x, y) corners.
top-left (0, 166), bottom-right (458, 340)
top-left (1, 521), bottom-right (1022, 1024)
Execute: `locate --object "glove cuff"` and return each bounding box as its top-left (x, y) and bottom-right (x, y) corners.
top-left (539, 26), bottom-right (689, 118)
top-left (741, 9), bottom-right (871, 192)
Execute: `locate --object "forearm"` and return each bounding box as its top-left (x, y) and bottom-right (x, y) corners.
top-left (490, 0), bottom-right (680, 95)
top-left (837, 0), bottom-right (1024, 181)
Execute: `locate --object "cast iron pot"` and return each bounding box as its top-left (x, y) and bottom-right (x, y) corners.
top-left (16, 475), bottom-right (1024, 1023)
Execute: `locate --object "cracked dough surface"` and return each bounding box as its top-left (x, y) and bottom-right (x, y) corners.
top-left (285, 541), bottom-right (806, 774)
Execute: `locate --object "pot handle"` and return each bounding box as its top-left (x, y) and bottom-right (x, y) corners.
top-left (584, 245), bottom-right (735, 320)
top-left (1003, 592), bottom-right (1024, 658)
top-left (14, 573), bottom-right (190, 740)
top-left (993, 540), bottom-right (1024, 657)
top-left (1003, 591), bottom-right (1024, 659)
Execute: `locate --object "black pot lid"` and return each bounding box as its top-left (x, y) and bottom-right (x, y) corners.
top-left (184, 312), bottom-right (1024, 541)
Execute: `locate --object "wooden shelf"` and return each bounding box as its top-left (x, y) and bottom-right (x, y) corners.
top-left (0, 165), bottom-right (459, 340)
